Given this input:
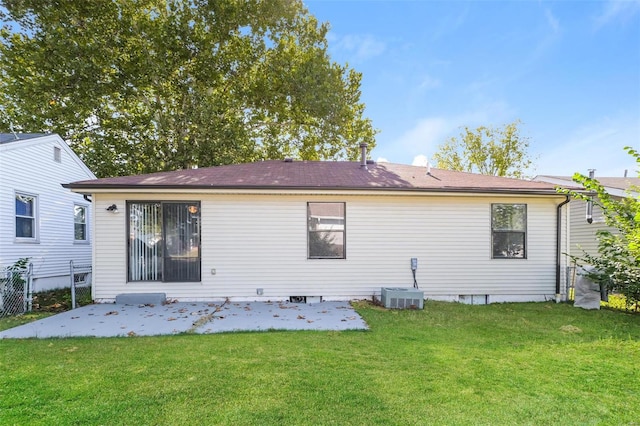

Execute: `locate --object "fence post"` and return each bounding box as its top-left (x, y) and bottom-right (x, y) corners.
top-left (25, 263), bottom-right (33, 312)
top-left (22, 267), bottom-right (27, 313)
top-left (70, 260), bottom-right (76, 309)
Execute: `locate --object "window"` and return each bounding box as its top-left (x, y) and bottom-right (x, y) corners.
top-left (308, 202), bottom-right (345, 259)
top-left (53, 146), bottom-right (61, 162)
top-left (74, 205), bottom-right (88, 241)
top-left (15, 193), bottom-right (37, 240)
top-left (128, 201), bottom-right (201, 282)
top-left (492, 204), bottom-right (526, 259)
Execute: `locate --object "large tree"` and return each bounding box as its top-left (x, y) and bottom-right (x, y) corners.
top-left (0, 0), bottom-right (376, 177)
top-left (433, 120), bottom-right (533, 179)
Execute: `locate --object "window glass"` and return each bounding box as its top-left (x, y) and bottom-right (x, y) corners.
top-left (491, 204), bottom-right (526, 259)
top-left (128, 202), bottom-right (201, 282)
top-left (492, 204), bottom-right (526, 230)
top-left (308, 202), bottom-right (345, 259)
top-left (15, 194), bottom-right (36, 239)
top-left (74, 205), bottom-right (87, 241)
top-left (162, 203), bottom-right (201, 282)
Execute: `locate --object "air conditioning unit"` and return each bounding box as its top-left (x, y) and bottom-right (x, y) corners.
top-left (380, 287), bottom-right (424, 309)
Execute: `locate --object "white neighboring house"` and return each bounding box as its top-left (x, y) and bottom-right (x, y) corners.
top-left (534, 174), bottom-right (640, 259)
top-left (0, 133), bottom-right (97, 290)
top-left (66, 146), bottom-right (572, 304)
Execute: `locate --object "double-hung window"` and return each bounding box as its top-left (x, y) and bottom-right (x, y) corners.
top-left (491, 203), bottom-right (526, 259)
top-left (128, 201), bottom-right (201, 282)
top-left (307, 202), bottom-right (345, 259)
top-left (15, 192), bottom-right (38, 241)
top-left (74, 204), bottom-right (88, 242)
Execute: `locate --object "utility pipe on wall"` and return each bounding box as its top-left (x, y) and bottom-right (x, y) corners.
top-left (586, 169), bottom-right (595, 224)
top-left (556, 195), bottom-right (570, 300)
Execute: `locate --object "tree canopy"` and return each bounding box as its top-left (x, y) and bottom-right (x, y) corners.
top-left (565, 147), bottom-right (640, 308)
top-left (432, 120), bottom-right (534, 179)
top-left (0, 0), bottom-right (376, 177)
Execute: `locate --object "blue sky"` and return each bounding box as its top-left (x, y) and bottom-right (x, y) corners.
top-left (305, 0), bottom-right (640, 177)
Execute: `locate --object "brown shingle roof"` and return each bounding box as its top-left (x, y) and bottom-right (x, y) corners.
top-left (65, 160), bottom-right (562, 194)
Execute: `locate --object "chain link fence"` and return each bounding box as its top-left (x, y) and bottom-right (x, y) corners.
top-left (70, 261), bottom-right (92, 309)
top-left (0, 263), bottom-right (33, 318)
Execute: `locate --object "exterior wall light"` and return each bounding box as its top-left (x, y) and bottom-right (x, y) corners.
top-left (106, 204), bottom-right (119, 213)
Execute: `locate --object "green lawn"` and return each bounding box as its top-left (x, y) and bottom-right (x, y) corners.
top-left (1, 301), bottom-right (639, 425)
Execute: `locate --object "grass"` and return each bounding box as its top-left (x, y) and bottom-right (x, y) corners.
top-left (0, 288), bottom-right (70, 331)
top-left (1, 300), bottom-right (639, 425)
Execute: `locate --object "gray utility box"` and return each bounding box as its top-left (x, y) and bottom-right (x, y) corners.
top-left (381, 287), bottom-right (424, 309)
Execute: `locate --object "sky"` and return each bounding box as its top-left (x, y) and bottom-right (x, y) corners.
top-left (304, 0), bottom-right (640, 178)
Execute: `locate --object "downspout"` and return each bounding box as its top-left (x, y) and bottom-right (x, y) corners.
top-left (556, 195), bottom-right (570, 301)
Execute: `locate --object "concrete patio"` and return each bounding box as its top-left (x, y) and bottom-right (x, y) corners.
top-left (0, 300), bottom-right (369, 339)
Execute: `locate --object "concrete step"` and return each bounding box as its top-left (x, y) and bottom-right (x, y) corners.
top-left (115, 293), bottom-right (166, 305)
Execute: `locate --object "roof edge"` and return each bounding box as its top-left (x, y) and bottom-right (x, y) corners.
top-left (64, 183), bottom-right (564, 196)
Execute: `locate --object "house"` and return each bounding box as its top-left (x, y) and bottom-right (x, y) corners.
top-left (0, 133), bottom-right (97, 290)
top-left (65, 146), bottom-right (571, 304)
top-left (534, 174), bottom-right (640, 259)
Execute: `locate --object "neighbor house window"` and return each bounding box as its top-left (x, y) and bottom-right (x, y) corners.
top-left (491, 204), bottom-right (526, 259)
top-left (53, 146), bottom-right (61, 162)
top-left (308, 202), bottom-right (345, 259)
top-left (15, 192), bottom-right (38, 240)
top-left (74, 204), bottom-right (88, 241)
top-left (128, 201), bottom-right (201, 282)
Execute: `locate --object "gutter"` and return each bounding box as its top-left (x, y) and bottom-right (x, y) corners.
top-left (555, 195), bottom-right (570, 300)
top-left (63, 183), bottom-right (561, 197)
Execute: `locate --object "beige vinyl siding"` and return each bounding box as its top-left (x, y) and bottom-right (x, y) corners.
top-left (92, 192), bottom-right (566, 302)
top-left (0, 136), bottom-right (95, 289)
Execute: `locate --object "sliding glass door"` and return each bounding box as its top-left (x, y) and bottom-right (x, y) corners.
top-left (128, 202), bottom-right (201, 282)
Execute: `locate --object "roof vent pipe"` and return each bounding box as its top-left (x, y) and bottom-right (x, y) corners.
top-left (360, 143), bottom-right (368, 170)
top-left (586, 169), bottom-right (595, 224)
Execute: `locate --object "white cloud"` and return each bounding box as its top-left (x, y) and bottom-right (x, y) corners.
top-left (544, 8), bottom-right (560, 33)
top-left (412, 154), bottom-right (429, 167)
top-left (380, 101), bottom-right (516, 165)
top-left (429, 6), bottom-right (469, 43)
top-left (534, 114), bottom-right (640, 177)
top-left (594, 0), bottom-right (640, 29)
top-left (329, 33), bottom-right (386, 62)
top-left (418, 74), bottom-right (441, 91)
top-left (392, 117), bottom-right (450, 155)
top-left (376, 157), bottom-right (389, 163)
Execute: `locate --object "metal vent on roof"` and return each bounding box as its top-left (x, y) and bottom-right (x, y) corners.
top-left (284, 158), bottom-right (293, 163)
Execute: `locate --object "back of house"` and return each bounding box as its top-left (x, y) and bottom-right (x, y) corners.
top-left (0, 133), bottom-right (96, 291)
top-left (66, 154), bottom-right (571, 304)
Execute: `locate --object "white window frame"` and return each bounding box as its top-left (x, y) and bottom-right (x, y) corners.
top-left (74, 204), bottom-right (89, 243)
top-left (15, 191), bottom-right (39, 243)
